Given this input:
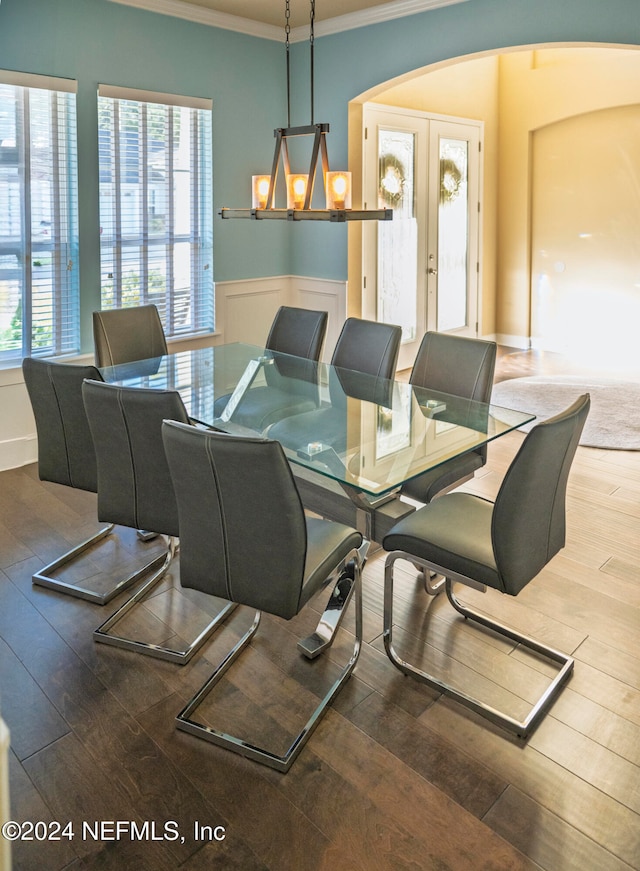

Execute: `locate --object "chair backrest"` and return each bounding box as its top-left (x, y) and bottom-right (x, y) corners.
top-left (82, 380), bottom-right (190, 536)
top-left (492, 394), bottom-right (590, 595)
top-left (264, 306), bottom-right (326, 389)
top-left (327, 318), bottom-right (401, 408)
top-left (22, 357), bottom-right (103, 492)
top-left (410, 332), bottom-right (496, 402)
top-left (330, 318), bottom-right (402, 380)
top-left (266, 306), bottom-right (328, 361)
top-left (410, 331), bottom-right (496, 458)
top-left (162, 421), bottom-right (308, 619)
top-left (93, 304), bottom-right (168, 367)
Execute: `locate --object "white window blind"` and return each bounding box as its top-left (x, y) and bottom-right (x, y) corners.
top-left (0, 72), bottom-right (79, 362)
top-left (98, 85), bottom-right (214, 337)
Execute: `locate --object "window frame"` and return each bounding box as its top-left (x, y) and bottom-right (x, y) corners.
top-left (0, 70), bottom-right (79, 365)
top-left (97, 84), bottom-right (214, 340)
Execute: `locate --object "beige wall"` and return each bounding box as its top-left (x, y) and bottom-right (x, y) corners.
top-left (497, 46), bottom-right (640, 343)
top-left (530, 103), bottom-right (640, 370)
top-left (350, 45), bottom-right (640, 346)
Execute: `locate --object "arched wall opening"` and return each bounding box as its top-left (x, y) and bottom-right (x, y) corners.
top-left (348, 43), bottom-right (640, 372)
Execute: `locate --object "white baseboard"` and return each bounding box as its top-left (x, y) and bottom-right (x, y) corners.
top-left (492, 333), bottom-right (531, 350)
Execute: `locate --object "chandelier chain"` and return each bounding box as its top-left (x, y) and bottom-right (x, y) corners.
top-left (285, 0), bottom-right (291, 126)
top-left (310, 0), bottom-right (315, 123)
top-left (222, 0), bottom-right (391, 219)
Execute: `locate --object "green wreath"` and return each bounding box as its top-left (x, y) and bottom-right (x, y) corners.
top-left (378, 153), bottom-right (406, 207)
top-left (440, 157), bottom-right (463, 205)
top-left (379, 153), bottom-right (463, 206)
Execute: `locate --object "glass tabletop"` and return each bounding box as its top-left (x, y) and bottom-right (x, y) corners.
top-left (100, 343), bottom-right (535, 497)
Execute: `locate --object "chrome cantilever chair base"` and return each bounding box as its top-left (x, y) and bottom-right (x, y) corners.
top-left (33, 522), bottom-right (167, 605)
top-left (421, 569), bottom-right (446, 596)
top-left (384, 551), bottom-right (575, 739)
top-left (297, 539), bottom-right (369, 660)
top-left (176, 552), bottom-right (362, 773)
top-left (94, 536), bottom-right (237, 664)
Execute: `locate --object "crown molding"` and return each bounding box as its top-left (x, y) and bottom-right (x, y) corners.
top-left (106, 0), bottom-right (284, 40)
top-left (106, 0), bottom-right (469, 41)
top-left (295, 0), bottom-right (470, 40)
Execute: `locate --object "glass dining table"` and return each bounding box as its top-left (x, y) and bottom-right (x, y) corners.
top-left (100, 342), bottom-right (534, 543)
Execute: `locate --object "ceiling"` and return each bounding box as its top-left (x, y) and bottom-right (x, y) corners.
top-left (182, 0), bottom-right (391, 28)
top-left (109, 0), bottom-right (468, 39)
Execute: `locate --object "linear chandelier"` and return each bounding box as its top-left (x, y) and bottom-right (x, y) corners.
top-left (220, 0), bottom-right (392, 223)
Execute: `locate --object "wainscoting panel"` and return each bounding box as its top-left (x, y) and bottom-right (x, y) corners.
top-left (0, 375), bottom-right (39, 471)
top-left (217, 276), bottom-right (290, 346)
top-left (216, 274), bottom-right (347, 359)
top-left (291, 276), bottom-right (347, 360)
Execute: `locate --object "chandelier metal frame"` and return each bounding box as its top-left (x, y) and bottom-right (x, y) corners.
top-left (220, 0), bottom-right (392, 223)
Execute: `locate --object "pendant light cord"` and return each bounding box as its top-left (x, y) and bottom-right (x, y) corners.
top-left (310, 0), bottom-right (315, 124)
top-left (284, 0), bottom-right (317, 127)
top-left (285, 0), bottom-right (291, 127)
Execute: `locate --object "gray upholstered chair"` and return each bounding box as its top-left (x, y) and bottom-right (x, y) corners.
top-left (92, 303), bottom-right (168, 368)
top-left (162, 420), bottom-right (363, 772)
top-left (264, 318), bottom-right (400, 662)
top-left (330, 316), bottom-right (401, 378)
top-left (266, 317), bottom-right (402, 452)
top-left (93, 303), bottom-right (169, 542)
top-left (22, 357), bottom-right (165, 604)
top-left (382, 394), bottom-right (590, 738)
top-left (213, 305), bottom-right (328, 429)
top-left (82, 379), bottom-right (235, 663)
top-left (402, 332), bottom-right (497, 504)
top-left (264, 304), bottom-right (328, 360)
top-left (401, 332), bottom-right (497, 594)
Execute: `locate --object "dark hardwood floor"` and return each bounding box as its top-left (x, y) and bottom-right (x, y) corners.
top-left (1, 349), bottom-right (639, 870)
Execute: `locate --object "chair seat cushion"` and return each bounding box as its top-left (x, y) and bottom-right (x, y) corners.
top-left (400, 450), bottom-right (484, 503)
top-left (301, 517), bottom-right (363, 608)
top-left (383, 493), bottom-right (503, 591)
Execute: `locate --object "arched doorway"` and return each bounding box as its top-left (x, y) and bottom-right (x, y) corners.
top-left (348, 44), bottom-right (640, 375)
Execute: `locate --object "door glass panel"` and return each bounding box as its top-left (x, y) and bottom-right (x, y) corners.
top-left (377, 129), bottom-right (417, 342)
top-left (437, 138), bottom-right (469, 331)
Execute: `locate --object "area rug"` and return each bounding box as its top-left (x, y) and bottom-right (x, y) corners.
top-left (491, 375), bottom-right (640, 450)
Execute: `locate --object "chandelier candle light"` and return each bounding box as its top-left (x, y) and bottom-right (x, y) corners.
top-left (221, 0), bottom-right (391, 223)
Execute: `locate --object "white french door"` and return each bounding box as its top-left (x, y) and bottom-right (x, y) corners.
top-left (362, 104), bottom-right (482, 371)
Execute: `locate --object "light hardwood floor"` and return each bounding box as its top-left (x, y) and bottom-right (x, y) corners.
top-left (1, 351), bottom-right (639, 870)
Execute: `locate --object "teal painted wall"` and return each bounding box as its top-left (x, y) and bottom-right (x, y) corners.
top-left (1, 0), bottom-right (639, 348)
top-left (287, 0), bottom-right (640, 278)
top-left (0, 0), bottom-right (287, 350)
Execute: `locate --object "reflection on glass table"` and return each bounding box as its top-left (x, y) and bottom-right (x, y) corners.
top-left (100, 342), bottom-right (534, 500)
top-left (101, 342), bottom-right (534, 662)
